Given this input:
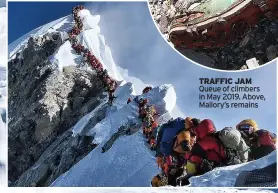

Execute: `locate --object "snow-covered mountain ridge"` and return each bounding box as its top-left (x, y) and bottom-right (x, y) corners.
top-left (8, 7), bottom-right (177, 187)
top-left (8, 7), bottom-right (276, 187)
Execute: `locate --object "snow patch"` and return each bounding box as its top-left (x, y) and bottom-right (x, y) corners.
top-left (189, 150), bottom-right (277, 187)
top-left (49, 41), bottom-right (81, 71)
top-left (0, 8), bottom-right (7, 67)
top-left (78, 9), bottom-right (100, 30)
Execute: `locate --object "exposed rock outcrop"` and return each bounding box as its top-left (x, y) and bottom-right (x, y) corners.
top-left (8, 32), bottom-right (106, 186)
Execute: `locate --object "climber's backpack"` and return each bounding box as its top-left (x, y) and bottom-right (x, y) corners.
top-left (217, 127), bottom-right (249, 165)
top-left (159, 117), bottom-right (185, 156)
top-left (255, 129), bottom-right (277, 147)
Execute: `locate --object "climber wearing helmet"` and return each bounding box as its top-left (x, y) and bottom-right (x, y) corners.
top-left (172, 117), bottom-right (198, 155)
top-left (183, 119), bottom-right (227, 180)
top-left (236, 119), bottom-right (258, 146)
top-left (151, 173), bottom-right (168, 187)
top-left (166, 117), bottom-right (199, 186)
top-left (237, 119), bottom-right (276, 160)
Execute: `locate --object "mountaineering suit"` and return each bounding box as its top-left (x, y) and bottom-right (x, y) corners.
top-left (138, 99), bottom-right (148, 119)
top-left (249, 129), bottom-right (276, 160)
top-left (236, 119), bottom-right (276, 160)
top-left (108, 92), bottom-right (116, 106)
top-left (185, 119), bottom-right (226, 177)
top-left (153, 118), bottom-right (188, 186)
top-left (127, 98), bottom-right (132, 104)
top-left (172, 117), bottom-right (199, 155)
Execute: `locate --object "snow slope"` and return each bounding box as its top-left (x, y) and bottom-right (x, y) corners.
top-left (0, 5), bottom-right (6, 187)
top-left (0, 7), bottom-right (7, 67)
top-left (9, 15), bottom-right (73, 59)
top-left (9, 8), bottom-right (177, 186)
top-left (5, 188), bottom-right (277, 193)
top-left (9, 8), bottom-right (276, 187)
top-left (189, 150), bottom-right (276, 187)
top-left (53, 83), bottom-right (175, 187)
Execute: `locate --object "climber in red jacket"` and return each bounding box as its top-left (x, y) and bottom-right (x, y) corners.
top-left (184, 119), bottom-right (226, 177)
top-left (127, 98), bottom-right (132, 104)
top-left (237, 119), bottom-right (276, 160)
top-left (249, 129), bottom-right (276, 160)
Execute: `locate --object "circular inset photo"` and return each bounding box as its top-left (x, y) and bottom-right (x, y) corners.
top-left (149, 0), bottom-right (278, 70)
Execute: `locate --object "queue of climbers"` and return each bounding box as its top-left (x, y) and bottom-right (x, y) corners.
top-left (150, 117), bottom-right (276, 187)
top-left (69, 5), bottom-right (117, 105)
top-left (71, 5), bottom-right (276, 187)
top-left (126, 88), bottom-right (276, 187)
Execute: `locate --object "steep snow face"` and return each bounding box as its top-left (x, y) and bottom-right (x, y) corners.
top-left (49, 9), bottom-right (124, 82)
top-left (86, 84), bottom-right (175, 144)
top-left (52, 132), bottom-right (160, 187)
top-left (72, 81), bottom-right (136, 137)
top-left (52, 84), bottom-right (175, 187)
top-left (78, 9), bottom-right (100, 31)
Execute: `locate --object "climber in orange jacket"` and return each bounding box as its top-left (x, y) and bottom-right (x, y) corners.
top-left (172, 117), bottom-right (198, 155)
top-left (185, 119), bottom-right (226, 177)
